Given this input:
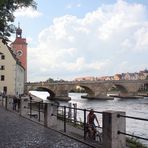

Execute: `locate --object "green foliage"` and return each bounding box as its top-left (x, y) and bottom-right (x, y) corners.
top-left (0, 0), bottom-right (37, 40)
top-left (109, 87), bottom-right (120, 91)
top-left (46, 78), bottom-right (54, 83)
top-left (46, 78), bottom-right (66, 83)
top-left (126, 137), bottom-right (147, 148)
top-left (70, 88), bottom-right (86, 93)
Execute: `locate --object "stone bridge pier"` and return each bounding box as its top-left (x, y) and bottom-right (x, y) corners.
top-left (53, 89), bottom-right (71, 101)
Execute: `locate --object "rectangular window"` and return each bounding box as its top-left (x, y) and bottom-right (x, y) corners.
top-left (1, 55), bottom-right (5, 60)
top-left (1, 75), bottom-right (5, 81)
top-left (0, 65), bottom-right (4, 70)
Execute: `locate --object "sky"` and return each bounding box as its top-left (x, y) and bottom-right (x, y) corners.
top-left (11, 0), bottom-right (148, 82)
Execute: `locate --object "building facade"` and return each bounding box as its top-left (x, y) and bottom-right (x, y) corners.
top-left (0, 39), bottom-right (25, 96)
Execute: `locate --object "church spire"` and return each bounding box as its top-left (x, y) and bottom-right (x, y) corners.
top-left (16, 22), bottom-right (22, 38)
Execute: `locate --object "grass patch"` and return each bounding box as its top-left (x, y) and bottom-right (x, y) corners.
top-left (126, 137), bottom-right (147, 148)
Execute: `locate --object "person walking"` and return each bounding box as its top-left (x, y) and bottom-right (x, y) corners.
top-left (13, 96), bottom-right (17, 110)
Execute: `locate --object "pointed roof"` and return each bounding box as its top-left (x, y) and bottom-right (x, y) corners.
top-left (16, 22), bottom-right (22, 38)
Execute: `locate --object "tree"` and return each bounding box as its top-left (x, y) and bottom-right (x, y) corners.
top-left (46, 78), bottom-right (54, 83)
top-left (0, 0), bottom-right (37, 41)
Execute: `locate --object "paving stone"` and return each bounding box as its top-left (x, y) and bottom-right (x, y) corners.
top-left (0, 107), bottom-right (90, 148)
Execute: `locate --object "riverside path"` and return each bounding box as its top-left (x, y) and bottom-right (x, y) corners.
top-left (0, 107), bottom-right (91, 148)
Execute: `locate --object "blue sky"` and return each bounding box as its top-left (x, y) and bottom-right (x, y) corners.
top-left (12, 0), bottom-right (148, 82)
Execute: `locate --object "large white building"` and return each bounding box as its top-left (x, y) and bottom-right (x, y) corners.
top-left (0, 39), bottom-right (25, 96)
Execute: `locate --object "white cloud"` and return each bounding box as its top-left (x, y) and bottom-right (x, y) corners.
top-left (28, 0), bottom-right (148, 81)
top-left (76, 4), bottom-right (81, 8)
top-left (14, 7), bottom-right (42, 18)
top-left (66, 4), bottom-right (72, 9)
top-left (66, 3), bottom-right (81, 9)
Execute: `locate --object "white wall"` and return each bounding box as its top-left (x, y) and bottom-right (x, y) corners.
top-left (0, 39), bottom-right (25, 95)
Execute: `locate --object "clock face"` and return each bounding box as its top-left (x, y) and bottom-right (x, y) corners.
top-left (17, 50), bottom-right (23, 56)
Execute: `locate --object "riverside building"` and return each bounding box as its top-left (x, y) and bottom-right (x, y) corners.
top-left (0, 38), bottom-right (25, 96)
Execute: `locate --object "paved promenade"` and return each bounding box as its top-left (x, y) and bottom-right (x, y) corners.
top-left (0, 107), bottom-right (91, 148)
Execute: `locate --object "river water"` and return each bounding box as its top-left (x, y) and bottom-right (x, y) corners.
top-left (30, 91), bottom-right (148, 146)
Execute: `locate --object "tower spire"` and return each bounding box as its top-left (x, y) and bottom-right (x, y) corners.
top-left (18, 22), bottom-right (20, 28)
top-left (16, 22), bottom-right (22, 38)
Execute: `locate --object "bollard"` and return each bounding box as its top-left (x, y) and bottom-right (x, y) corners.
top-left (103, 110), bottom-right (126, 148)
top-left (20, 96), bottom-right (29, 116)
top-left (46, 103), bottom-right (58, 128)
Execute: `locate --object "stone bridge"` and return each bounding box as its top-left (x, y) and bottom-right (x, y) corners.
top-left (26, 80), bottom-right (148, 100)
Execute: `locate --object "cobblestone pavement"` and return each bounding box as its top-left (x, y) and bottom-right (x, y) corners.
top-left (0, 107), bottom-right (91, 148)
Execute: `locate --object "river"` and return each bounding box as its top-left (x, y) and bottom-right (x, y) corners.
top-left (29, 91), bottom-right (148, 146)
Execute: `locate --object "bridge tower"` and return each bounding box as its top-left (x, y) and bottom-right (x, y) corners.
top-left (11, 23), bottom-right (28, 82)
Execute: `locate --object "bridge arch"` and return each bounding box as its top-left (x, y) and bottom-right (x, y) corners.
top-left (112, 84), bottom-right (128, 93)
top-left (78, 85), bottom-right (94, 96)
top-left (67, 84), bottom-right (95, 97)
top-left (80, 85), bottom-right (94, 96)
top-left (28, 86), bottom-right (55, 99)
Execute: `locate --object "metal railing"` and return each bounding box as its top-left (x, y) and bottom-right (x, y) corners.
top-left (54, 104), bottom-right (103, 141)
top-left (28, 101), bottom-right (45, 122)
top-left (0, 96), bottom-right (46, 124)
top-left (117, 114), bottom-right (148, 141)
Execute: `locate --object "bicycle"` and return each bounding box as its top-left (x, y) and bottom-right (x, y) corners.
top-left (85, 124), bottom-right (102, 143)
top-left (95, 126), bottom-right (102, 143)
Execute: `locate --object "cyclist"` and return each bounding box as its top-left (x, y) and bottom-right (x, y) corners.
top-left (87, 109), bottom-right (99, 139)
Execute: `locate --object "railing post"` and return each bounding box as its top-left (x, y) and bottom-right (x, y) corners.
top-left (103, 110), bottom-right (126, 148)
top-left (29, 95), bottom-right (32, 118)
top-left (68, 103), bottom-right (72, 120)
top-left (84, 109), bottom-right (87, 140)
top-left (64, 106), bottom-right (66, 132)
top-left (73, 103), bottom-right (77, 125)
top-left (44, 103), bottom-right (48, 127)
top-left (2, 96), bottom-right (4, 107)
top-left (5, 96), bottom-right (7, 110)
top-left (19, 98), bottom-right (22, 115)
top-left (38, 102), bottom-right (40, 122)
top-left (18, 98), bottom-right (21, 113)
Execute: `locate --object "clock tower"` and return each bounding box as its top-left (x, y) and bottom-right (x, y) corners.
top-left (11, 24), bottom-right (28, 82)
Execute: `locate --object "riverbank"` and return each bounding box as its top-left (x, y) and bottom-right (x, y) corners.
top-left (81, 95), bottom-right (114, 100)
top-left (109, 95), bottom-right (143, 99)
